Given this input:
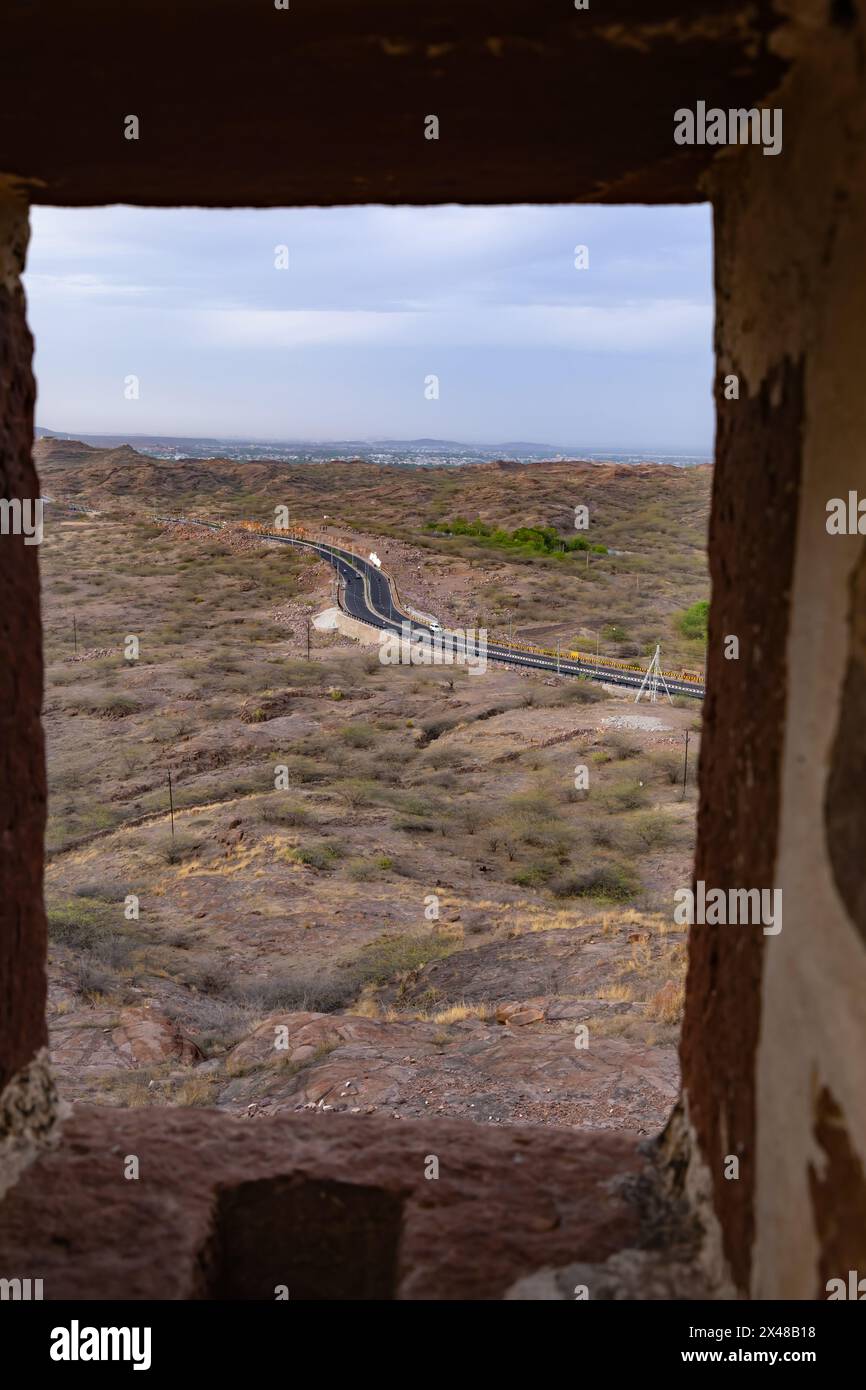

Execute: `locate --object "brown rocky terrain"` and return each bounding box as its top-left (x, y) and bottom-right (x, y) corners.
top-left (38, 445), bottom-right (706, 1137)
top-left (36, 436), bottom-right (711, 667)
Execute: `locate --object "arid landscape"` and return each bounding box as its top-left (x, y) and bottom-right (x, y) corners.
top-left (7, 7), bottom-right (861, 1322)
top-left (38, 439), bottom-right (709, 1137)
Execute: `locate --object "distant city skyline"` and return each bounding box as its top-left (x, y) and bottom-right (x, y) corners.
top-left (25, 204), bottom-right (714, 450)
top-left (35, 426), bottom-right (712, 470)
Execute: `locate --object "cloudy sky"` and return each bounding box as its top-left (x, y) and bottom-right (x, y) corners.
top-left (25, 203), bottom-right (714, 450)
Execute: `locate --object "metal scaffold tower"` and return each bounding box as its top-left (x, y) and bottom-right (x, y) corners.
top-left (635, 644), bottom-right (674, 704)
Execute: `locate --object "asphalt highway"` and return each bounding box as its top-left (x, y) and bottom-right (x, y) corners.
top-left (273, 532), bottom-right (705, 701)
top-left (156, 517), bottom-right (703, 699)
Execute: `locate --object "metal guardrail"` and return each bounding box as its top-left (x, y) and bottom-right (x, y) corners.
top-left (487, 634), bottom-right (706, 685)
top-left (157, 516), bottom-right (706, 692)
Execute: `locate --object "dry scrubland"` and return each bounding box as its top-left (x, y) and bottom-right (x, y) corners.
top-left (37, 438), bottom-right (711, 667)
top-left (38, 442), bottom-right (708, 1134)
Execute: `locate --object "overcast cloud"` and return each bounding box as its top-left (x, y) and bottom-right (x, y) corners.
top-left (25, 203), bottom-right (714, 449)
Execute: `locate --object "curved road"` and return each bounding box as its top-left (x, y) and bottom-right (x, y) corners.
top-left (170, 518), bottom-right (704, 700)
top-left (280, 534), bottom-right (704, 701)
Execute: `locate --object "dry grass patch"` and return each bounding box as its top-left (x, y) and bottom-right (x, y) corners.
top-left (598, 982), bottom-right (636, 1003)
top-left (645, 980), bottom-right (686, 1025)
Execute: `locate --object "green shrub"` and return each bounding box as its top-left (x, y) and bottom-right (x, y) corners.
top-left (275, 756), bottom-right (328, 785)
top-left (333, 778), bottom-right (380, 809)
top-left (73, 880), bottom-right (133, 903)
top-left (158, 833), bottom-right (202, 865)
top-left (676, 599), bottom-right (709, 642)
top-left (342, 932), bottom-right (456, 989)
top-left (510, 858), bottom-right (559, 887)
top-left (551, 859), bottom-right (640, 901)
top-left (648, 749), bottom-right (684, 785)
top-left (47, 897), bottom-right (139, 974)
top-left (339, 724), bottom-right (376, 749)
top-left (344, 856), bottom-right (386, 881)
top-left (628, 810), bottom-right (677, 849)
top-left (598, 779), bottom-right (651, 813)
top-left (428, 518), bottom-right (607, 557)
top-left (259, 802), bottom-right (312, 827)
top-left (291, 840), bottom-right (344, 870)
top-left (392, 815), bottom-right (439, 834)
top-left (557, 680), bottom-right (604, 704)
top-left (48, 897), bottom-right (118, 950)
top-left (604, 731), bottom-right (642, 760)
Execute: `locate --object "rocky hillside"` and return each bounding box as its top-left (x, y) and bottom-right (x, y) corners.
top-left (36, 437), bottom-right (711, 668)
top-left (38, 453), bottom-right (704, 1136)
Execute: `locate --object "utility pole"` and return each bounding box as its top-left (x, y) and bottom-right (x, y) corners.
top-left (306, 619), bottom-right (311, 660)
top-left (167, 769), bottom-right (176, 849)
top-left (556, 638), bottom-right (561, 674)
top-left (681, 729), bottom-right (690, 800)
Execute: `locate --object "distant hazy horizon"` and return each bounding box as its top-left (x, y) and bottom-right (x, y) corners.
top-left (35, 426), bottom-right (712, 469)
top-left (26, 204), bottom-right (714, 450)
top-left (36, 425), bottom-right (712, 454)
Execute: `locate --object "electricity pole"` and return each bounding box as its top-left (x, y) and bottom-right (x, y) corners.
top-left (167, 769), bottom-right (176, 849)
top-left (681, 729), bottom-right (690, 800)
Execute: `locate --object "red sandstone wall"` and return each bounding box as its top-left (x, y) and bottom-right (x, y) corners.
top-left (0, 191), bottom-right (47, 1098)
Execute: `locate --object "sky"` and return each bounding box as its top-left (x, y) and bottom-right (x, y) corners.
top-left (24, 203), bottom-right (714, 451)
